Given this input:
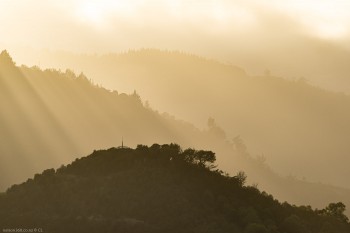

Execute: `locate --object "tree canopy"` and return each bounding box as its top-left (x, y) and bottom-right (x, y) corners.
top-left (0, 144), bottom-right (349, 233)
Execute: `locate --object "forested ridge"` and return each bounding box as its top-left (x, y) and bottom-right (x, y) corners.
top-left (1, 49), bottom-right (350, 219)
top-left (0, 50), bottom-right (215, 191)
top-left (39, 49), bottom-right (350, 189)
top-left (0, 144), bottom-right (348, 233)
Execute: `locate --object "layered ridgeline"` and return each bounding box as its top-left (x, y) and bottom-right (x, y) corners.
top-left (1, 50), bottom-right (349, 217)
top-left (0, 50), bottom-right (219, 191)
top-left (31, 49), bottom-right (350, 190)
top-left (0, 144), bottom-right (349, 233)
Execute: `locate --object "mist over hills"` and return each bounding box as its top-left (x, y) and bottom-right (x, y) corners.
top-left (0, 50), bottom-right (217, 191)
top-left (2, 1), bottom-right (350, 230)
top-left (1, 145), bottom-right (349, 232)
top-left (24, 49), bottom-right (350, 190)
top-left (1, 50), bottom-right (350, 217)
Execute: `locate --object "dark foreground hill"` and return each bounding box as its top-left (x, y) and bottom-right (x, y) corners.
top-left (0, 144), bottom-right (349, 233)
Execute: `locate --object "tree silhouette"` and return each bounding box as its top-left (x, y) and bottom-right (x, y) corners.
top-left (321, 202), bottom-right (349, 223)
top-left (0, 50), bottom-right (15, 66)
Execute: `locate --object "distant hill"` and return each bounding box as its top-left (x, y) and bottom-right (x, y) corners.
top-left (1, 144), bottom-right (349, 233)
top-left (0, 50), bottom-right (217, 191)
top-left (1, 50), bottom-right (350, 217)
top-left (29, 49), bottom-right (350, 190)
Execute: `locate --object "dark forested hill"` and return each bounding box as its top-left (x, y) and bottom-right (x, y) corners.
top-left (1, 50), bottom-right (350, 218)
top-left (0, 144), bottom-right (349, 233)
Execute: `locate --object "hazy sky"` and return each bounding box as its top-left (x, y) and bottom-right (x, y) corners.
top-left (1, 0), bottom-right (350, 51)
top-left (1, 0), bottom-right (350, 91)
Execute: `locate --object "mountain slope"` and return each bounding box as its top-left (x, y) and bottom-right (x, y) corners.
top-left (30, 49), bottom-right (350, 189)
top-left (0, 50), bottom-right (218, 191)
top-left (1, 50), bottom-right (350, 217)
top-left (1, 144), bottom-right (349, 233)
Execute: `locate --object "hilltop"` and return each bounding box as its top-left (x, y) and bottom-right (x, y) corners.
top-left (1, 144), bottom-right (349, 233)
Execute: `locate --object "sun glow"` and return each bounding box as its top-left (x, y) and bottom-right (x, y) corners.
top-left (77, 2), bottom-right (104, 25)
top-left (74, 1), bottom-right (136, 28)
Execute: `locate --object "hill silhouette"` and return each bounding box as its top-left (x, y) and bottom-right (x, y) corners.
top-left (31, 48), bottom-right (350, 190)
top-left (1, 50), bottom-right (350, 217)
top-left (0, 50), bottom-right (217, 191)
top-left (1, 144), bottom-right (349, 233)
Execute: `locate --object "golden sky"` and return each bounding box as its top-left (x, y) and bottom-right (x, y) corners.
top-left (1, 0), bottom-right (350, 93)
top-left (1, 0), bottom-right (350, 52)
